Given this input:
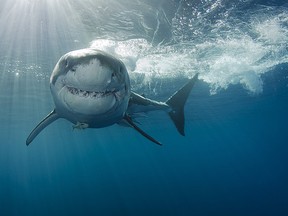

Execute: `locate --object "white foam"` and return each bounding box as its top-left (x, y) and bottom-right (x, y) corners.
top-left (254, 13), bottom-right (288, 44)
top-left (89, 11), bottom-right (288, 95)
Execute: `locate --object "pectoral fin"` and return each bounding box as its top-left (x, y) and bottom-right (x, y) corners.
top-left (124, 115), bottom-right (162, 146)
top-left (26, 109), bottom-right (60, 146)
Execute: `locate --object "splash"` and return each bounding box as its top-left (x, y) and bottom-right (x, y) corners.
top-left (90, 28), bottom-right (287, 95)
top-left (91, 5), bottom-right (288, 94)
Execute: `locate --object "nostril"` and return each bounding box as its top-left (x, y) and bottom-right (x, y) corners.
top-left (109, 72), bottom-right (116, 84)
top-left (64, 60), bottom-right (69, 68)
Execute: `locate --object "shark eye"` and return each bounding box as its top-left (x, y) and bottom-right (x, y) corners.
top-left (112, 72), bottom-right (116, 78)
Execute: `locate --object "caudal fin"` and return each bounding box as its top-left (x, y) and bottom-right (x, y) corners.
top-left (166, 73), bottom-right (199, 136)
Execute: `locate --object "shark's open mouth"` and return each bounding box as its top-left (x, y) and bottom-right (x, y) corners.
top-left (66, 86), bottom-right (117, 98)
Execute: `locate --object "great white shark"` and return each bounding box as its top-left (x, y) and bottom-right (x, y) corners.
top-left (26, 48), bottom-right (198, 146)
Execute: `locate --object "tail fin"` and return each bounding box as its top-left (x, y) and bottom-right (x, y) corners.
top-left (166, 73), bottom-right (199, 136)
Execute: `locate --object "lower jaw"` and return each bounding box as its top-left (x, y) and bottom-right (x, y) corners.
top-left (62, 94), bottom-right (117, 115)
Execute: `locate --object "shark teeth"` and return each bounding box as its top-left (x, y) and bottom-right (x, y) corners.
top-left (66, 86), bottom-right (116, 98)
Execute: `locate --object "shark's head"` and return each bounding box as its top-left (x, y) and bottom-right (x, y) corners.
top-left (50, 49), bottom-right (130, 127)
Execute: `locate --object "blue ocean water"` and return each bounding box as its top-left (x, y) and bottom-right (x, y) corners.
top-left (0, 0), bottom-right (288, 215)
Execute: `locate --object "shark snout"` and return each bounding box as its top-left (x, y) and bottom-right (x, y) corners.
top-left (64, 59), bottom-right (115, 91)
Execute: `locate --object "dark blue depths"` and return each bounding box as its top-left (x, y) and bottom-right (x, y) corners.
top-left (0, 65), bottom-right (287, 216)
